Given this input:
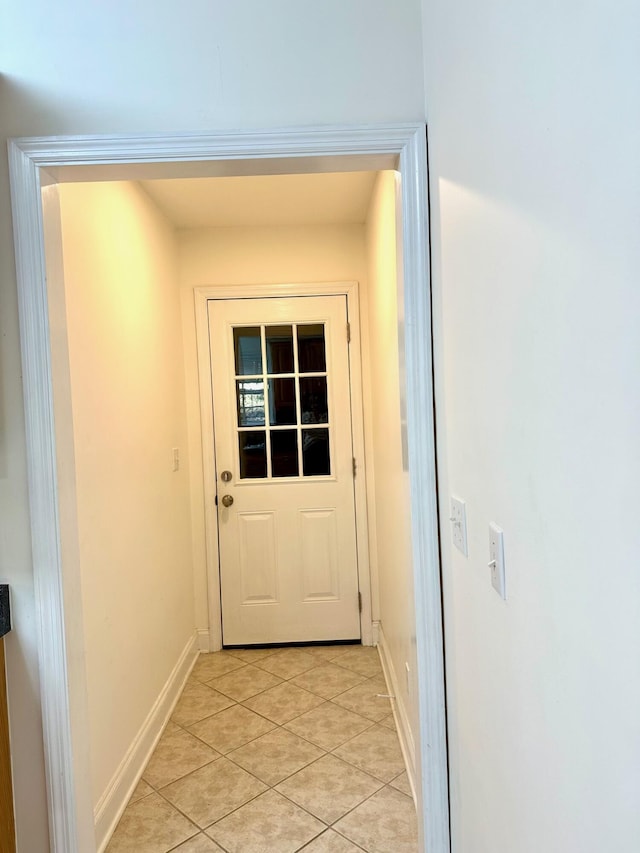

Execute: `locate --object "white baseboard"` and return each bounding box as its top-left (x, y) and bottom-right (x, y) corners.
top-left (197, 628), bottom-right (211, 652)
top-left (376, 626), bottom-right (417, 804)
top-left (94, 632), bottom-right (199, 852)
top-left (371, 621), bottom-right (381, 645)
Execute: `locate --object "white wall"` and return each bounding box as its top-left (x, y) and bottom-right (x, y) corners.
top-left (58, 181), bottom-right (195, 811)
top-left (177, 224), bottom-right (369, 632)
top-left (364, 173), bottom-right (418, 774)
top-left (0, 3), bottom-right (425, 847)
top-left (423, 1), bottom-right (640, 851)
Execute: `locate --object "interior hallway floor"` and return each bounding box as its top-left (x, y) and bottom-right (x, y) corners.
top-left (106, 644), bottom-right (418, 853)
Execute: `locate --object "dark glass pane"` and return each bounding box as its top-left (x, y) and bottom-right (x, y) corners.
top-left (236, 380), bottom-right (265, 426)
top-left (234, 327), bottom-right (262, 375)
top-left (300, 377), bottom-right (328, 424)
top-left (297, 324), bottom-right (326, 373)
top-left (268, 378), bottom-right (297, 425)
top-left (270, 430), bottom-right (299, 477)
top-left (239, 431), bottom-right (267, 478)
top-left (302, 428), bottom-right (330, 476)
top-left (266, 325), bottom-right (294, 374)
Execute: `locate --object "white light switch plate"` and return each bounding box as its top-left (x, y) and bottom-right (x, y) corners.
top-left (450, 496), bottom-right (468, 556)
top-left (489, 522), bottom-right (506, 599)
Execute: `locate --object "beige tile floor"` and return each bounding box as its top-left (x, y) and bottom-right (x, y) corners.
top-left (106, 644), bottom-right (418, 853)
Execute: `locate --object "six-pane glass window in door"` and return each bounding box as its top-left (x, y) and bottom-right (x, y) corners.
top-left (233, 323), bottom-right (331, 479)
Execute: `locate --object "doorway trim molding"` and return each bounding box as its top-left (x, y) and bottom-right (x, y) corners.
top-left (8, 124), bottom-right (449, 853)
top-left (194, 281), bottom-right (374, 651)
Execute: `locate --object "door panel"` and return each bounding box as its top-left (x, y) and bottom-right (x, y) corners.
top-left (300, 509), bottom-right (339, 600)
top-left (208, 295), bottom-right (360, 645)
top-left (238, 512), bottom-right (278, 604)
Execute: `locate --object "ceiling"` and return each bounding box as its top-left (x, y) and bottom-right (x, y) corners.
top-left (139, 171), bottom-right (379, 229)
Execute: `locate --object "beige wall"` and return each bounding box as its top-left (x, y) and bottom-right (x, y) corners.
top-left (364, 172), bottom-right (417, 772)
top-left (177, 224), bottom-right (369, 631)
top-left (58, 181), bottom-right (195, 810)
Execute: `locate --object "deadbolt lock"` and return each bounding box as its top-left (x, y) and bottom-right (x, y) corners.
top-left (221, 470), bottom-right (233, 482)
top-left (221, 494), bottom-right (234, 508)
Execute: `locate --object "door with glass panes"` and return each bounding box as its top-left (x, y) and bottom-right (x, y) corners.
top-left (208, 295), bottom-right (360, 645)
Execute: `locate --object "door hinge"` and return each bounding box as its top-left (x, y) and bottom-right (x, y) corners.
top-left (352, 457), bottom-right (357, 478)
top-left (346, 321), bottom-right (351, 343)
top-left (358, 591), bottom-right (363, 613)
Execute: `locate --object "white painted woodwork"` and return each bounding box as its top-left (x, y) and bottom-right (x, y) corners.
top-left (208, 295), bottom-right (360, 645)
top-left (300, 509), bottom-right (339, 601)
top-left (195, 281), bottom-right (373, 649)
top-left (8, 125), bottom-right (446, 853)
top-left (238, 513), bottom-right (278, 604)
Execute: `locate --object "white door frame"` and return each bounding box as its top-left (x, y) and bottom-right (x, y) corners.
top-left (8, 124), bottom-right (449, 853)
top-left (195, 282), bottom-right (374, 651)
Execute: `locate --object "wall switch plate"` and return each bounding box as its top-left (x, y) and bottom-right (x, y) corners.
top-left (489, 522), bottom-right (506, 599)
top-left (450, 496), bottom-right (468, 556)
top-left (172, 447), bottom-right (180, 472)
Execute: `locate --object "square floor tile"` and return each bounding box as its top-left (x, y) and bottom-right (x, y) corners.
top-left (105, 792), bottom-right (198, 853)
top-left (284, 702), bottom-right (374, 751)
top-left (331, 678), bottom-right (391, 722)
top-left (290, 663), bottom-right (366, 699)
top-left (192, 653), bottom-right (246, 682)
top-left (303, 645), bottom-right (355, 661)
top-left (225, 647), bottom-right (279, 663)
top-left (206, 789), bottom-right (324, 853)
top-left (171, 834), bottom-right (226, 852)
top-left (208, 664), bottom-right (282, 701)
top-left (142, 724), bottom-right (218, 788)
top-left (228, 727), bottom-right (324, 786)
top-left (128, 778), bottom-right (153, 804)
top-left (188, 704), bottom-right (275, 753)
top-left (299, 829), bottom-right (367, 852)
top-left (335, 647), bottom-right (382, 678)
top-left (333, 786), bottom-right (418, 853)
top-left (172, 680), bottom-right (236, 727)
top-left (333, 724), bottom-right (405, 783)
top-left (275, 753), bottom-right (382, 824)
top-left (390, 770), bottom-right (413, 797)
top-left (253, 648), bottom-right (319, 679)
top-left (379, 713), bottom-right (397, 731)
top-left (161, 757), bottom-right (267, 828)
top-left (243, 681), bottom-right (324, 725)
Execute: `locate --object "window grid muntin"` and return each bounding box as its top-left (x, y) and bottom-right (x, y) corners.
top-left (234, 322), bottom-right (331, 480)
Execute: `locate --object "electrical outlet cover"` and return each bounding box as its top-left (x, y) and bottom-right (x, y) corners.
top-left (450, 496), bottom-right (468, 556)
top-left (489, 522), bottom-right (506, 599)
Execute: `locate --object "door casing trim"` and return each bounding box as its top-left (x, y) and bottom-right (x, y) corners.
top-left (194, 282), bottom-right (373, 650)
top-left (8, 124), bottom-right (449, 853)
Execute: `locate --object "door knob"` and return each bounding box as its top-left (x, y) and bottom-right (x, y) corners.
top-left (221, 494), bottom-right (234, 508)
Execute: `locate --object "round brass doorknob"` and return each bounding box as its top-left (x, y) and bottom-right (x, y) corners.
top-left (221, 494), bottom-right (234, 508)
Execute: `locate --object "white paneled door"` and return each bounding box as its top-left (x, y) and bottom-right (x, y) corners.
top-left (208, 295), bottom-right (361, 645)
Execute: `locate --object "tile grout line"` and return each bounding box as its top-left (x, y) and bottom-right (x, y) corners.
top-left (203, 731), bottom-right (409, 846)
top-left (140, 719), bottom-right (411, 851)
top-left (108, 646), bottom-right (411, 853)
top-left (150, 729), bottom-right (386, 846)
top-left (174, 695), bottom-right (386, 765)
top-left (148, 657), bottom-right (396, 792)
